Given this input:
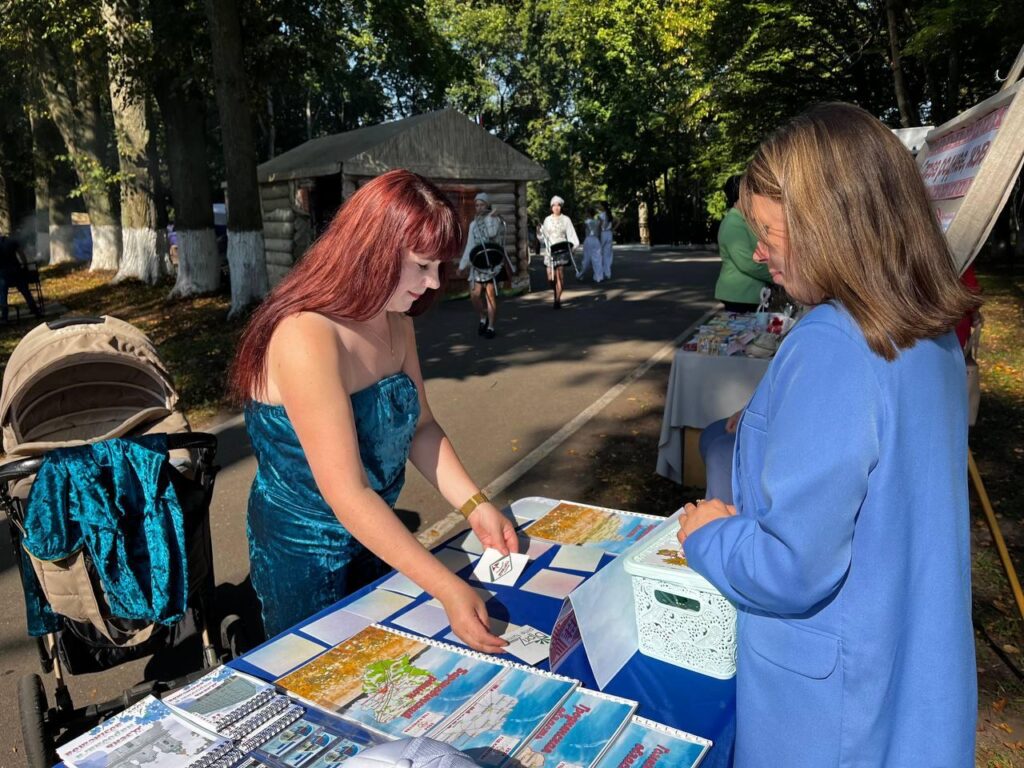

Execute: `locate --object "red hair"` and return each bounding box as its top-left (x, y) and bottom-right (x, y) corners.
top-left (229, 169), bottom-right (461, 402)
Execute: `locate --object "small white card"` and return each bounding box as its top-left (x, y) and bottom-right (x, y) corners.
top-left (437, 548), bottom-right (478, 574)
top-left (245, 633), bottom-right (325, 678)
top-left (392, 602), bottom-right (450, 637)
top-left (301, 608), bottom-right (373, 646)
top-left (472, 548), bottom-right (530, 587)
top-left (549, 545), bottom-right (604, 573)
top-left (379, 571), bottom-right (424, 598)
top-left (518, 535), bottom-right (554, 560)
top-left (345, 589), bottom-right (414, 622)
top-left (426, 586), bottom-right (496, 610)
top-left (449, 530), bottom-right (485, 555)
top-left (502, 624), bottom-right (552, 666)
top-left (520, 569), bottom-right (585, 600)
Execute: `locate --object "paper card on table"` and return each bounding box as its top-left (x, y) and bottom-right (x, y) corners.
top-left (246, 633), bottom-right (327, 678)
top-left (509, 496), bottom-right (558, 521)
top-left (449, 529), bottom-right (485, 555)
top-left (426, 586), bottom-right (496, 610)
top-left (549, 600), bottom-right (582, 674)
top-left (391, 602), bottom-right (450, 637)
top-left (518, 535), bottom-right (554, 559)
top-left (501, 625), bottom-right (552, 666)
top-left (550, 545), bottom-right (604, 573)
top-left (301, 608), bottom-right (374, 646)
top-left (345, 589), bottom-right (414, 622)
top-left (472, 548), bottom-right (530, 586)
top-left (436, 547), bottom-right (478, 574)
top-left (521, 569), bottom-right (585, 600)
top-left (379, 570), bottom-right (424, 598)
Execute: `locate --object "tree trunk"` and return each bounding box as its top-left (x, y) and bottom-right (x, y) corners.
top-left (31, 35), bottom-right (122, 270)
top-left (946, 49), bottom-right (960, 116)
top-left (28, 110), bottom-right (78, 264)
top-left (205, 0), bottom-right (267, 316)
top-left (0, 155), bottom-right (11, 235)
top-left (102, 0), bottom-right (163, 285)
top-left (156, 85), bottom-right (220, 297)
top-left (885, 0), bottom-right (918, 128)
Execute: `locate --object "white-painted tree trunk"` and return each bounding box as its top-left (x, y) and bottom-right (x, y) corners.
top-left (48, 224), bottom-right (77, 264)
top-left (114, 227), bottom-right (163, 284)
top-left (90, 225), bottom-right (123, 271)
top-left (227, 230), bottom-right (268, 318)
top-left (34, 232), bottom-right (50, 266)
top-left (168, 228), bottom-right (221, 298)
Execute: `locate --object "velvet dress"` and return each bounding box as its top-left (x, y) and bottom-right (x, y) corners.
top-left (245, 372), bottom-right (420, 637)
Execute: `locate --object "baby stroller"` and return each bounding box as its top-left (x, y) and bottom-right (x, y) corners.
top-left (0, 316), bottom-right (239, 767)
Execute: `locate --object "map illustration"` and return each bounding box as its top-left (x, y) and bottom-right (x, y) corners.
top-left (525, 503), bottom-right (657, 555)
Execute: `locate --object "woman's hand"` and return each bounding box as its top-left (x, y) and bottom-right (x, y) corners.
top-left (677, 498), bottom-right (736, 552)
top-left (469, 502), bottom-right (519, 556)
top-left (725, 409), bottom-right (743, 433)
top-left (441, 580), bottom-right (507, 654)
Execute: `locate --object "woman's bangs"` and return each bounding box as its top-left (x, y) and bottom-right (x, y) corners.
top-left (405, 202), bottom-right (462, 262)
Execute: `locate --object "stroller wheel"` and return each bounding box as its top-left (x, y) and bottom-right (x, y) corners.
top-left (18, 674), bottom-right (56, 768)
top-left (220, 614), bottom-right (251, 660)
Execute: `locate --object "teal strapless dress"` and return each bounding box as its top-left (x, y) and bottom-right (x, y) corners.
top-left (245, 372), bottom-right (420, 637)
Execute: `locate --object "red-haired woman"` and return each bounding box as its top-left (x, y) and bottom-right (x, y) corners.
top-left (230, 170), bottom-right (518, 651)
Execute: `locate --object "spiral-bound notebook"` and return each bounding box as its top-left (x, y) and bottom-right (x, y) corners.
top-left (277, 624), bottom-right (581, 764)
top-left (56, 695), bottom-right (240, 768)
top-left (595, 715), bottom-right (712, 768)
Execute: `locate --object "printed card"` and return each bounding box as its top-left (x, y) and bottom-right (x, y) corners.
top-left (378, 571), bottom-right (424, 598)
top-left (472, 548), bottom-right (530, 587)
top-left (501, 625), bottom-right (552, 666)
top-left (245, 633), bottom-right (327, 678)
top-left (391, 601), bottom-right (450, 638)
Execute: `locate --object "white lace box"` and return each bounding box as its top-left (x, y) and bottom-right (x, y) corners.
top-left (622, 524), bottom-right (737, 679)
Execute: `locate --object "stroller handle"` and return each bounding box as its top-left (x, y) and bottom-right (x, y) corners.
top-left (0, 432), bottom-right (218, 485)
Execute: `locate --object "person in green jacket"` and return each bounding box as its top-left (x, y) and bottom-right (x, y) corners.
top-left (714, 175), bottom-right (771, 312)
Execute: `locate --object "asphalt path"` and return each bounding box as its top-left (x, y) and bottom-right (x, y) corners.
top-left (0, 245), bottom-right (719, 766)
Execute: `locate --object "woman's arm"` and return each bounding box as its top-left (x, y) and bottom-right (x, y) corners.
top-left (400, 317), bottom-right (519, 556)
top-left (268, 313), bottom-right (506, 652)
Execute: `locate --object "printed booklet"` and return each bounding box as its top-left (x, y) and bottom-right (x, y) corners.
top-left (57, 695), bottom-right (238, 768)
top-left (594, 716), bottom-right (712, 768)
top-left (508, 687), bottom-right (637, 768)
top-left (524, 502), bottom-right (659, 555)
top-left (238, 706), bottom-right (392, 768)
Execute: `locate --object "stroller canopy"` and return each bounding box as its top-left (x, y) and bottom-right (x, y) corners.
top-left (1, 317), bottom-right (186, 456)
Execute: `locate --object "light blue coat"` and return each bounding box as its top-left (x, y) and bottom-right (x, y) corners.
top-left (686, 303), bottom-right (976, 767)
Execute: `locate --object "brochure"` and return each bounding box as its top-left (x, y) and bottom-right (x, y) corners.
top-left (429, 665), bottom-right (577, 765)
top-left (163, 666), bottom-right (276, 731)
top-left (277, 625), bottom-right (505, 739)
top-left (524, 502), bottom-right (659, 555)
top-left (594, 716), bottom-right (712, 768)
top-left (509, 688), bottom-right (637, 768)
top-left (247, 706), bottom-right (392, 768)
top-left (57, 695), bottom-right (237, 768)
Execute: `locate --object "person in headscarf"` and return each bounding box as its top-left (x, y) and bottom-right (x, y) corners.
top-left (458, 192), bottom-right (506, 339)
top-left (578, 206), bottom-right (603, 283)
top-left (537, 196), bottom-right (579, 309)
top-left (597, 201), bottom-right (616, 280)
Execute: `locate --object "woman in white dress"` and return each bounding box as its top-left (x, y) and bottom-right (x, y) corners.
top-left (458, 192), bottom-right (505, 338)
top-left (578, 206), bottom-right (603, 282)
top-left (598, 201), bottom-right (615, 280)
top-left (538, 196), bottom-right (579, 309)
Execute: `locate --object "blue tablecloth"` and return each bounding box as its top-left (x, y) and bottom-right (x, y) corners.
top-left (230, 527), bottom-right (736, 767)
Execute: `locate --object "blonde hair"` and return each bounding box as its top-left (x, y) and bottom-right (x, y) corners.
top-left (740, 102), bottom-right (979, 360)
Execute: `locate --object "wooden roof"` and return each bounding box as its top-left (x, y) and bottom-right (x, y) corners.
top-left (258, 109), bottom-right (548, 184)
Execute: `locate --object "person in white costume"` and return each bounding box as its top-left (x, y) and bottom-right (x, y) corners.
top-left (458, 192), bottom-right (506, 338)
top-left (538, 196), bottom-right (579, 309)
top-left (578, 206), bottom-right (603, 282)
top-left (598, 200), bottom-right (616, 280)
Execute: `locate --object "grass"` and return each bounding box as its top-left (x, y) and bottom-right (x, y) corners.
top-left (2, 260), bottom-right (1024, 764)
top-left (0, 263), bottom-right (245, 427)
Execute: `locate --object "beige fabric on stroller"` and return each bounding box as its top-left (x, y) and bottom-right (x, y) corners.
top-left (0, 316), bottom-right (188, 460)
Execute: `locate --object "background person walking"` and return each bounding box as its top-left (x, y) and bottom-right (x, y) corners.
top-left (458, 192), bottom-right (506, 339)
top-left (538, 196), bottom-right (579, 309)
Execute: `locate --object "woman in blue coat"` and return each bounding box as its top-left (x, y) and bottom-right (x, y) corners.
top-left (678, 103), bottom-right (980, 766)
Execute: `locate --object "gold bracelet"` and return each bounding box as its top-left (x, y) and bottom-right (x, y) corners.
top-left (459, 491), bottom-right (489, 519)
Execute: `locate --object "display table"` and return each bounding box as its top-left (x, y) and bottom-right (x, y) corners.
top-left (656, 348), bottom-right (770, 484)
top-left (229, 503), bottom-right (737, 768)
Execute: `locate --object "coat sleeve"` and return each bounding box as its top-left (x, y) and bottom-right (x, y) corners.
top-left (459, 221), bottom-right (475, 271)
top-left (719, 212), bottom-right (770, 283)
top-left (566, 217), bottom-right (580, 248)
top-left (684, 321), bottom-right (883, 615)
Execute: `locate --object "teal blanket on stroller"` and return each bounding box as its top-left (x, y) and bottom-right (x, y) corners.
top-left (19, 435), bottom-right (187, 637)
